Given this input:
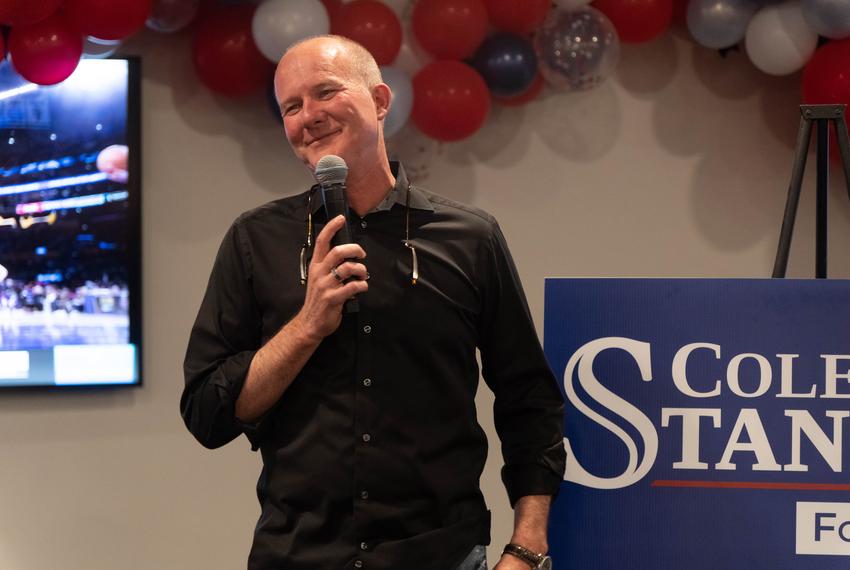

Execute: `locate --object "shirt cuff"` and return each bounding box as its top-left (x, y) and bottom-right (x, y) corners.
top-left (501, 458), bottom-right (564, 507)
top-left (212, 349), bottom-right (270, 451)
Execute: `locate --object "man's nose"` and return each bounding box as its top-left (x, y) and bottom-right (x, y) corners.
top-left (301, 99), bottom-right (325, 126)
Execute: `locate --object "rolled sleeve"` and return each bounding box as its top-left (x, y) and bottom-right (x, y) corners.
top-left (181, 221), bottom-right (268, 450)
top-left (478, 220), bottom-right (566, 507)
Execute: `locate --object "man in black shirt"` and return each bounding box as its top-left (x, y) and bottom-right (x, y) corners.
top-left (182, 35), bottom-right (565, 570)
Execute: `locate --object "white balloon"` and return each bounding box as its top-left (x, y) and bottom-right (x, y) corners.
top-left (393, 22), bottom-right (431, 75)
top-left (252, 0), bottom-right (330, 63)
top-left (745, 1), bottom-right (817, 75)
top-left (553, 0), bottom-right (593, 10)
top-left (380, 66), bottom-right (413, 138)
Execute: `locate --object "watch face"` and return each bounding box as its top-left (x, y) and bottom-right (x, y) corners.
top-left (538, 556), bottom-right (553, 570)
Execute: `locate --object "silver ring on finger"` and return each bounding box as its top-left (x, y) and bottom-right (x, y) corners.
top-left (330, 265), bottom-right (344, 283)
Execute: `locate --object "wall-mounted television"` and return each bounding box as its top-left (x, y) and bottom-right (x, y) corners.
top-left (0, 57), bottom-right (141, 388)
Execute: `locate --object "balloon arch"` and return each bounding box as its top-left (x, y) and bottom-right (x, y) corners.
top-left (1, 0), bottom-right (849, 145)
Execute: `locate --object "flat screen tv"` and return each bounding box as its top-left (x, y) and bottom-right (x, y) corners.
top-left (0, 57), bottom-right (141, 388)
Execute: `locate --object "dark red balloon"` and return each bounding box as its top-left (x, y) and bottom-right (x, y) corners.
top-left (412, 61), bottom-right (490, 141)
top-left (8, 12), bottom-right (82, 85)
top-left (592, 0), bottom-right (673, 43)
top-left (483, 0), bottom-right (549, 35)
top-left (672, 0), bottom-right (688, 27)
top-left (63, 0), bottom-right (151, 40)
top-left (412, 0), bottom-right (488, 60)
top-left (322, 0), bottom-right (345, 34)
top-left (802, 39), bottom-right (850, 162)
top-left (192, 5), bottom-right (272, 98)
top-left (0, 0), bottom-right (64, 26)
top-left (493, 73), bottom-right (545, 107)
top-left (336, 0), bottom-right (402, 65)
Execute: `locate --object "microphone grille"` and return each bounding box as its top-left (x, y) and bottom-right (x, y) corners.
top-left (315, 155), bottom-right (348, 185)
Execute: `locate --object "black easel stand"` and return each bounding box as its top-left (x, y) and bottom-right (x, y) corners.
top-left (773, 104), bottom-right (850, 278)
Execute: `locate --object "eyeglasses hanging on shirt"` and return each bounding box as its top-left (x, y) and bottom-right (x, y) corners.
top-left (299, 182), bottom-right (418, 286)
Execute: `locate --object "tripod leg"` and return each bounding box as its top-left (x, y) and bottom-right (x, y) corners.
top-left (833, 113), bottom-right (850, 201)
top-left (816, 119), bottom-right (829, 278)
top-left (773, 115), bottom-right (813, 278)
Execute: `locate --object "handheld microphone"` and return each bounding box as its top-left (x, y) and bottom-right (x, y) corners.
top-left (315, 155), bottom-right (359, 313)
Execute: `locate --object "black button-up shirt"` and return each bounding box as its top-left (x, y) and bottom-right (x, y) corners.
top-left (182, 163), bottom-right (565, 570)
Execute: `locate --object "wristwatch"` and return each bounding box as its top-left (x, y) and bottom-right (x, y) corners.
top-left (502, 543), bottom-right (553, 570)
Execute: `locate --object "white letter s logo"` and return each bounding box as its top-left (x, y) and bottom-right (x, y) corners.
top-left (563, 337), bottom-right (658, 489)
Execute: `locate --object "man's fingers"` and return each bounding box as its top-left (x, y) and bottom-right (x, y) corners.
top-left (323, 244), bottom-right (367, 269)
top-left (312, 215), bottom-right (346, 262)
top-left (326, 280), bottom-right (369, 305)
top-left (328, 261), bottom-right (368, 282)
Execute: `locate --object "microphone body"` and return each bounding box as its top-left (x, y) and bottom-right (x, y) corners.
top-left (321, 183), bottom-right (356, 248)
top-left (315, 155), bottom-right (359, 313)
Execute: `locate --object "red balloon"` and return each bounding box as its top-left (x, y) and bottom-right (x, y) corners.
top-left (192, 5), bottom-right (273, 98)
top-left (483, 0), bottom-right (549, 35)
top-left (0, 0), bottom-right (64, 26)
top-left (322, 0), bottom-right (345, 34)
top-left (672, 0), bottom-right (688, 27)
top-left (8, 12), bottom-right (82, 85)
top-left (412, 0), bottom-right (488, 60)
top-left (493, 73), bottom-right (544, 107)
top-left (412, 61), bottom-right (490, 141)
top-left (335, 0), bottom-right (402, 65)
top-left (592, 0), bottom-right (673, 43)
top-left (802, 39), bottom-right (850, 162)
top-left (63, 0), bottom-right (151, 41)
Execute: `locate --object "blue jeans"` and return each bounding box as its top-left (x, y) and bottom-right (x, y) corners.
top-left (455, 545), bottom-right (488, 570)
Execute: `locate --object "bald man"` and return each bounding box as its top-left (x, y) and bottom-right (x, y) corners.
top-left (182, 36), bottom-right (565, 570)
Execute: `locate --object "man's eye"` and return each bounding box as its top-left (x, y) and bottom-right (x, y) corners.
top-left (319, 89), bottom-right (336, 98)
top-left (284, 104), bottom-right (300, 115)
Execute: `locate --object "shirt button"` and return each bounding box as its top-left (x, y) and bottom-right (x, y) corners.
top-left (354, 561), bottom-right (363, 569)
top-left (362, 378), bottom-right (372, 387)
top-left (360, 490), bottom-right (369, 500)
top-left (362, 433), bottom-right (371, 443)
top-left (360, 542), bottom-right (369, 551)
top-left (363, 325), bottom-right (372, 334)
top-left (360, 220), bottom-right (367, 229)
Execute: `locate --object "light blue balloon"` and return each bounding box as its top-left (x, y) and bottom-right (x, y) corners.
top-left (380, 66), bottom-right (413, 139)
top-left (687, 0), bottom-right (759, 49)
top-left (802, 0), bottom-right (850, 39)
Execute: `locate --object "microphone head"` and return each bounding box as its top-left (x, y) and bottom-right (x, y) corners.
top-left (315, 155), bottom-right (348, 186)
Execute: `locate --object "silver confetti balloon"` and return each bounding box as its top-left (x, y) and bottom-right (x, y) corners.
top-left (802, 0), bottom-right (850, 40)
top-left (687, 0), bottom-right (759, 49)
top-left (533, 7), bottom-right (620, 92)
top-left (147, 0), bottom-right (200, 33)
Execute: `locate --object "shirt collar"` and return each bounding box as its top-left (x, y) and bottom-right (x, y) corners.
top-left (309, 161), bottom-right (435, 215)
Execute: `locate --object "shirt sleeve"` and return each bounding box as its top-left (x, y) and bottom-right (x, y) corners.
top-left (181, 220), bottom-right (268, 451)
top-left (478, 220), bottom-right (566, 507)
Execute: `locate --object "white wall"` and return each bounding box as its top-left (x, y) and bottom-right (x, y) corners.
top-left (2, 27), bottom-right (849, 570)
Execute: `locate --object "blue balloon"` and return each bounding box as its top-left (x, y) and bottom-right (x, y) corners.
top-left (802, 0), bottom-right (850, 39)
top-left (471, 33), bottom-right (538, 98)
top-left (687, 0), bottom-right (759, 50)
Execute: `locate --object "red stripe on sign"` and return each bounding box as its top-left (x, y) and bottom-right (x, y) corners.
top-left (651, 480), bottom-right (850, 491)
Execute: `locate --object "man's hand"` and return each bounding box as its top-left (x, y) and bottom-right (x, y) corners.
top-left (291, 215), bottom-right (368, 341)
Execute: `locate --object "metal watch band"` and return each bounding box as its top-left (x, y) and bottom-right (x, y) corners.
top-left (502, 543), bottom-right (543, 568)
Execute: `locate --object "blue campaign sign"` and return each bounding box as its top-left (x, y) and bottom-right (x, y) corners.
top-left (544, 279), bottom-right (850, 570)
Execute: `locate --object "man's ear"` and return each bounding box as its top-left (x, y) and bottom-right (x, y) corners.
top-left (373, 83), bottom-right (392, 121)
